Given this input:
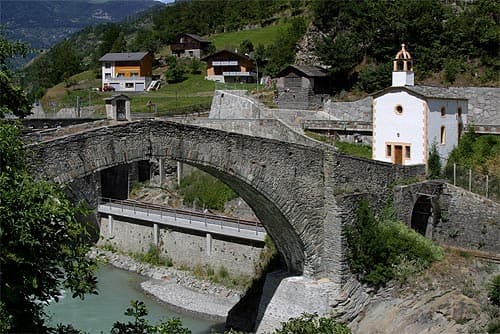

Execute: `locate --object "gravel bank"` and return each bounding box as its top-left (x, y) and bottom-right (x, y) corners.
top-left (89, 248), bottom-right (242, 321)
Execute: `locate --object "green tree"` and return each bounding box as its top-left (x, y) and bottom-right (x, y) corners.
top-left (0, 122), bottom-right (98, 332)
top-left (111, 32), bottom-right (127, 53)
top-left (0, 33), bottom-right (31, 118)
top-left (427, 143), bottom-right (442, 179)
top-left (273, 313), bottom-right (351, 334)
top-left (164, 57), bottom-right (186, 83)
top-left (345, 200), bottom-right (442, 287)
top-left (111, 300), bottom-right (191, 334)
top-left (239, 39), bottom-right (254, 55)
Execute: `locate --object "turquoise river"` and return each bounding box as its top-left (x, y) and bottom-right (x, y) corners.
top-left (45, 265), bottom-right (219, 333)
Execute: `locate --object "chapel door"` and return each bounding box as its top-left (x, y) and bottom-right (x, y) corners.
top-left (394, 145), bottom-right (403, 165)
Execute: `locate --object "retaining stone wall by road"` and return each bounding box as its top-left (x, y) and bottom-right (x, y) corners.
top-left (323, 97), bottom-right (373, 122)
top-left (98, 216), bottom-right (264, 276)
top-left (394, 181), bottom-right (500, 254)
top-left (434, 184), bottom-right (500, 253)
top-left (209, 90), bottom-right (262, 119)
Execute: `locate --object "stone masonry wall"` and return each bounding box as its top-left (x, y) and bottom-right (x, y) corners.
top-left (394, 181), bottom-right (500, 254)
top-left (98, 216), bottom-right (264, 276)
top-left (434, 184), bottom-right (500, 254)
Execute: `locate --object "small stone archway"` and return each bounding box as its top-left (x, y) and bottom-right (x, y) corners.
top-left (410, 195), bottom-right (436, 238)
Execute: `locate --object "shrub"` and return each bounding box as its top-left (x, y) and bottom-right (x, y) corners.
top-left (273, 313), bottom-right (351, 334)
top-left (488, 275), bottom-right (500, 306)
top-left (428, 143), bottom-right (442, 179)
top-left (345, 200), bottom-right (443, 287)
top-left (133, 244), bottom-right (172, 267)
top-left (180, 170), bottom-right (237, 211)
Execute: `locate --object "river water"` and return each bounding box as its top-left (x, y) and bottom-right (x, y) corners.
top-left (45, 265), bottom-right (218, 333)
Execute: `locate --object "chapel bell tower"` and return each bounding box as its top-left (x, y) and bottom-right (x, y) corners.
top-left (392, 43), bottom-right (414, 87)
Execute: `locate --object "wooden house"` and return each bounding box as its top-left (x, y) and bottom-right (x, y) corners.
top-left (201, 50), bottom-right (256, 83)
top-left (170, 34), bottom-right (211, 58)
top-left (99, 52), bottom-right (153, 92)
top-left (275, 65), bottom-right (330, 110)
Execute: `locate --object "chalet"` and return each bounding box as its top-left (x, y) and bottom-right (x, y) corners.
top-left (170, 33), bottom-right (211, 58)
top-left (201, 50), bottom-right (256, 83)
top-left (99, 52), bottom-right (153, 92)
top-left (372, 45), bottom-right (467, 165)
top-left (275, 65), bottom-right (330, 110)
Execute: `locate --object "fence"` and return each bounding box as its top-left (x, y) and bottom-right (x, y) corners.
top-left (444, 163), bottom-right (499, 202)
top-left (98, 197), bottom-right (265, 236)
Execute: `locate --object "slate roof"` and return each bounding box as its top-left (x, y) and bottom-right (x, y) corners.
top-left (184, 33), bottom-right (209, 43)
top-left (405, 85), bottom-right (466, 99)
top-left (99, 52), bottom-right (149, 62)
top-left (372, 85), bottom-right (500, 125)
top-left (276, 65), bottom-right (328, 78)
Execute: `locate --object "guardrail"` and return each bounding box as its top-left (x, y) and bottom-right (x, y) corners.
top-left (98, 197), bottom-right (264, 236)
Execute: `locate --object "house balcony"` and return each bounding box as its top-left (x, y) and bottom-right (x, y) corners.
top-left (222, 71), bottom-right (256, 77)
top-left (104, 76), bottom-right (147, 82)
top-left (171, 43), bottom-right (201, 51)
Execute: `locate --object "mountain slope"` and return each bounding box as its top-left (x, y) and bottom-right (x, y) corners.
top-left (1, 0), bottom-right (162, 52)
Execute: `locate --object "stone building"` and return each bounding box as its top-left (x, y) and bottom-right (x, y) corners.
top-left (275, 65), bottom-right (330, 110)
top-left (372, 45), bottom-right (468, 165)
top-left (104, 94), bottom-right (131, 121)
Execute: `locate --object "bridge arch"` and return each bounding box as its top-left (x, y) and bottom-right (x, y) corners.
top-left (30, 120), bottom-right (326, 276)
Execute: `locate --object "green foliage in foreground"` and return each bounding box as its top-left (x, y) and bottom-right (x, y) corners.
top-left (0, 122), bottom-right (97, 332)
top-left (111, 300), bottom-right (190, 334)
top-left (346, 201), bottom-right (443, 287)
top-left (180, 170), bottom-right (238, 211)
top-left (488, 275), bottom-right (500, 306)
top-left (273, 313), bottom-right (351, 334)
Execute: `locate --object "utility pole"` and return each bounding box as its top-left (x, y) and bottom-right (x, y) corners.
top-left (76, 96), bottom-right (80, 117)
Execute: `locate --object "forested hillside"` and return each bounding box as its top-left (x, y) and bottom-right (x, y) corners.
top-left (311, 0), bottom-right (499, 93)
top-left (18, 0), bottom-right (499, 101)
top-left (1, 0), bottom-right (161, 67)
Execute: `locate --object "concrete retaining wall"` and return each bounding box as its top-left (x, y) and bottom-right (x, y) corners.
top-left (98, 216), bottom-right (265, 276)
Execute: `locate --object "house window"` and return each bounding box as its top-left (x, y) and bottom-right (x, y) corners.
top-left (125, 82), bottom-right (134, 88)
top-left (117, 73), bottom-right (124, 78)
top-left (405, 146), bottom-right (411, 159)
top-left (189, 51), bottom-right (194, 57)
top-left (395, 105), bottom-right (403, 114)
top-left (440, 106), bottom-right (446, 117)
top-left (104, 73), bottom-right (111, 79)
top-left (130, 72), bottom-right (139, 77)
top-left (386, 145), bottom-right (392, 157)
top-left (105, 62), bottom-right (111, 69)
top-left (440, 126), bottom-right (446, 144)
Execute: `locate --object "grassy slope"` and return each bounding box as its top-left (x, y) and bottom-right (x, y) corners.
top-left (208, 23), bottom-right (288, 50)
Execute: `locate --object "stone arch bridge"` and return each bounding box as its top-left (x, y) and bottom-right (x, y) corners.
top-left (30, 119), bottom-right (423, 284)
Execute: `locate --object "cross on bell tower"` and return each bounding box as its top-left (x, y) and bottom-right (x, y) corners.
top-left (392, 43), bottom-right (414, 87)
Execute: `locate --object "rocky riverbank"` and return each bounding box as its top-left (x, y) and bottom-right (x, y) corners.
top-left (88, 248), bottom-right (242, 321)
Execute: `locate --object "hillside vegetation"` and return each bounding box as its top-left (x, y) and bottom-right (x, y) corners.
top-left (18, 0), bottom-right (499, 104)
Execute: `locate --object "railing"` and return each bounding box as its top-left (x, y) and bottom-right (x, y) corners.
top-left (98, 197), bottom-right (265, 235)
top-left (444, 163), bottom-right (499, 202)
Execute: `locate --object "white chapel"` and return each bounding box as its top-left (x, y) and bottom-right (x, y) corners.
top-left (372, 44), bottom-right (467, 165)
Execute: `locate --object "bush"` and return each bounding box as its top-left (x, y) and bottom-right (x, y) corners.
top-left (345, 200), bottom-right (443, 287)
top-left (428, 143), bottom-right (442, 179)
top-left (133, 244), bottom-right (172, 267)
top-left (180, 170), bottom-right (237, 211)
top-left (273, 313), bottom-right (351, 334)
top-left (488, 275), bottom-right (500, 306)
